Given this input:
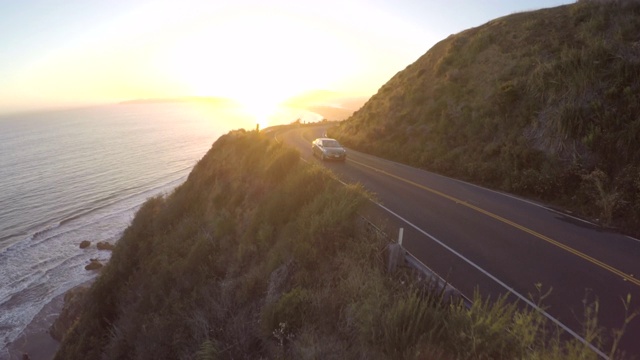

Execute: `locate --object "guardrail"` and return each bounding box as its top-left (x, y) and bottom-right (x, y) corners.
top-left (358, 215), bottom-right (472, 308)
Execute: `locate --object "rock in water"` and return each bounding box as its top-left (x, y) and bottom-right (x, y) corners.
top-left (96, 241), bottom-right (115, 251)
top-left (79, 240), bottom-right (90, 249)
top-left (84, 259), bottom-right (103, 271)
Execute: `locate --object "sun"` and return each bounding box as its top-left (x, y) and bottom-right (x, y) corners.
top-left (238, 96), bottom-right (281, 131)
top-left (158, 8), bottom-right (351, 131)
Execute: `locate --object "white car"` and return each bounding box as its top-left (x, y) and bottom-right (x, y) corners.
top-left (312, 138), bottom-right (347, 161)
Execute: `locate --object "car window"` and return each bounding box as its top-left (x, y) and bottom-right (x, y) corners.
top-left (323, 140), bottom-right (341, 147)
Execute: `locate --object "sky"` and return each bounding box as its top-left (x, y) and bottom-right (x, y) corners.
top-left (0, 0), bottom-right (573, 114)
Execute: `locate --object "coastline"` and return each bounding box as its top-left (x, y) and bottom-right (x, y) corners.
top-left (0, 103), bottom-right (234, 360)
top-left (5, 293), bottom-right (63, 360)
top-left (6, 278), bottom-right (95, 360)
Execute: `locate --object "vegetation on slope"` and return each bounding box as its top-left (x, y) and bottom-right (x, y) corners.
top-left (330, 0), bottom-right (640, 232)
top-left (55, 130), bottom-right (629, 359)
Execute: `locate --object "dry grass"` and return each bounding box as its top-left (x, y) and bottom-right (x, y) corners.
top-left (331, 1), bottom-right (640, 234)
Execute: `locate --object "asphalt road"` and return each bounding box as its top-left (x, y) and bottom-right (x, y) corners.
top-left (273, 125), bottom-right (640, 358)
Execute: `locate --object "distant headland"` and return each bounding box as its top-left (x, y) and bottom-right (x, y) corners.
top-left (119, 96), bottom-right (240, 106)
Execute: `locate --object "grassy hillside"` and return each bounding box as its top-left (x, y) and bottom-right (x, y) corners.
top-left (54, 130), bottom-right (629, 359)
top-left (330, 1), bottom-right (640, 232)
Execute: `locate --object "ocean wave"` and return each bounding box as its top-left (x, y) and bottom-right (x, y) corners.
top-left (0, 170), bottom-right (188, 347)
top-left (1, 172), bottom-right (188, 255)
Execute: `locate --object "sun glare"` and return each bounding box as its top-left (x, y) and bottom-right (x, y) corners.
top-left (239, 95), bottom-right (284, 130)
top-left (155, 6), bottom-right (355, 124)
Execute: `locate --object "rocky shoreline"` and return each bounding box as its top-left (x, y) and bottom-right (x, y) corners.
top-left (6, 280), bottom-right (93, 360)
top-left (5, 241), bottom-right (113, 359)
top-left (6, 292), bottom-right (63, 360)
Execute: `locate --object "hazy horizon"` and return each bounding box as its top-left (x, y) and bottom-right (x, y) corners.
top-left (1, 0), bottom-right (572, 118)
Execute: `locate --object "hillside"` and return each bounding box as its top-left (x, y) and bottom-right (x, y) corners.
top-left (330, 0), bottom-right (640, 232)
top-left (51, 130), bottom-right (625, 359)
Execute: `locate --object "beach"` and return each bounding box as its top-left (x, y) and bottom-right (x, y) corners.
top-left (6, 292), bottom-right (62, 360)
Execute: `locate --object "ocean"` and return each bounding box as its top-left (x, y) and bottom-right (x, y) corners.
top-left (0, 102), bottom-right (321, 354)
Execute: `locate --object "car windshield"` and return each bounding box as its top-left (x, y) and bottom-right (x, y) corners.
top-left (323, 140), bottom-right (341, 148)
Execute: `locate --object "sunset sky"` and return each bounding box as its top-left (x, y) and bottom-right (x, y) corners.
top-left (1, 0), bottom-right (572, 114)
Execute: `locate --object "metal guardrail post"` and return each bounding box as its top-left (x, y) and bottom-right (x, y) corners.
top-left (359, 215), bottom-right (471, 308)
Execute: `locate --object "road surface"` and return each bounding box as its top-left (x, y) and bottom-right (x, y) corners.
top-left (273, 125), bottom-right (640, 358)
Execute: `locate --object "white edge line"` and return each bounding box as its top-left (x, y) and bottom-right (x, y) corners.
top-left (626, 236), bottom-right (640, 243)
top-left (375, 202), bottom-right (609, 360)
top-left (349, 149), bottom-right (597, 226)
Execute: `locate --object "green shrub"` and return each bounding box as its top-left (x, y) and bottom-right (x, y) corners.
top-left (580, 168), bottom-right (622, 225)
top-left (444, 292), bottom-right (521, 358)
top-left (264, 142), bottom-right (300, 183)
top-left (261, 287), bottom-right (312, 337)
top-left (378, 289), bottom-right (442, 356)
top-left (195, 339), bottom-right (219, 360)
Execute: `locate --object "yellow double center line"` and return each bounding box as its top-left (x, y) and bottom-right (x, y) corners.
top-left (349, 158), bottom-right (640, 288)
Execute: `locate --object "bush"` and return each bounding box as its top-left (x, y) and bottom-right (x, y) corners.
top-left (378, 289), bottom-right (442, 356)
top-left (261, 287), bottom-right (313, 349)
